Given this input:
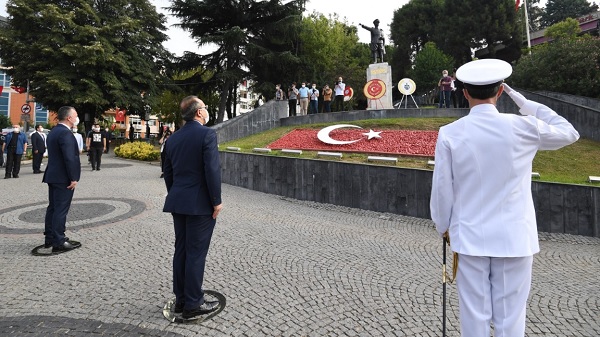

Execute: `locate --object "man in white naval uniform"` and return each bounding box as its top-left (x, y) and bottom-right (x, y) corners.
top-left (430, 59), bottom-right (580, 337)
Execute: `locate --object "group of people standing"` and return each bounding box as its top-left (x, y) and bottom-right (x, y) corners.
top-left (278, 77), bottom-right (347, 116)
top-left (438, 69), bottom-right (468, 109)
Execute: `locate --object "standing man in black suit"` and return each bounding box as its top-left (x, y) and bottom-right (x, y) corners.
top-left (31, 124), bottom-right (47, 174)
top-left (163, 96), bottom-right (223, 320)
top-left (43, 106), bottom-right (82, 252)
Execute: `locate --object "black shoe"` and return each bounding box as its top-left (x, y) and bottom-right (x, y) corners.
top-left (44, 243), bottom-right (52, 248)
top-left (173, 301), bottom-right (184, 314)
top-left (52, 241), bottom-right (81, 252)
top-left (4, 175), bottom-right (10, 179)
top-left (92, 168), bottom-right (95, 171)
top-left (96, 168), bottom-right (100, 171)
top-left (34, 170), bottom-right (42, 174)
top-left (160, 173), bottom-right (164, 178)
top-left (182, 300), bottom-right (219, 319)
top-left (13, 174), bottom-right (18, 178)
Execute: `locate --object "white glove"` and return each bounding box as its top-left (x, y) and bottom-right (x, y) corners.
top-left (502, 83), bottom-right (527, 109)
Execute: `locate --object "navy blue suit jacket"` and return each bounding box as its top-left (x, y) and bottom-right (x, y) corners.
top-left (163, 120), bottom-right (222, 216)
top-left (43, 124), bottom-right (81, 184)
top-left (31, 132), bottom-right (46, 152)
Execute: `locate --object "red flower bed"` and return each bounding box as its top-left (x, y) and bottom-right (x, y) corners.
top-left (267, 128), bottom-right (438, 156)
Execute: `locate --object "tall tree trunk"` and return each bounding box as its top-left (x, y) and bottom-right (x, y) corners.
top-left (217, 79), bottom-right (231, 124)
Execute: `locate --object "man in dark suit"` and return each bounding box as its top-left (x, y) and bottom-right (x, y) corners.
top-left (31, 124), bottom-right (47, 174)
top-left (163, 95), bottom-right (223, 320)
top-left (43, 106), bottom-right (82, 252)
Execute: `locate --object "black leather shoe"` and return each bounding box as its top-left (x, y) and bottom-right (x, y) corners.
top-left (12, 174), bottom-right (18, 178)
top-left (173, 301), bottom-right (184, 314)
top-left (52, 241), bottom-right (81, 252)
top-left (182, 300), bottom-right (219, 319)
top-left (96, 168), bottom-right (100, 171)
top-left (4, 175), bottom-right (10, 179)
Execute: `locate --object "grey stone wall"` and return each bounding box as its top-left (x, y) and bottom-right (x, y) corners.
top-left (220, 152), bottom-right (600, 237)
top-left (213, 100), bottom-right (288, 144)
top-left (534, 91), bottom-right (600, 110)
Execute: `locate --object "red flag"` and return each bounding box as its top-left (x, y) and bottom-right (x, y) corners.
top-left (115, 109), bottom-right (126, 122)
top-left (515, 0), bottom-right (521, 12)
top-left (0, 86), bottom-right (3, 93)
top-left (11, 86), bottom-right (26, 94)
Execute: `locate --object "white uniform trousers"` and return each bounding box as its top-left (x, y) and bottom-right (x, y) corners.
top-left (456, 254), bottom-right (533, 337)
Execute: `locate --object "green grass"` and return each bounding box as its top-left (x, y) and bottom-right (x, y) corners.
top-left (220, 118), bottom-right (600, 185)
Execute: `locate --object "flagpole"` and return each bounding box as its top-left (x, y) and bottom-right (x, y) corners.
top-left (523, 0), bottom-right (532, 54)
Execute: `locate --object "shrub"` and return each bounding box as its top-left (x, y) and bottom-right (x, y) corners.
top-left (114, 141), bottom-right (160, 161)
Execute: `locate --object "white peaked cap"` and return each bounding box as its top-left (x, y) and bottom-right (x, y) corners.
top-left (456, 59), bottom-right (513, 85)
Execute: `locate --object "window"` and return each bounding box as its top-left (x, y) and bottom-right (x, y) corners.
top-left (0, 92), bottom-right (8, 117)
top-left (147, 119), bottom-right (157, 126)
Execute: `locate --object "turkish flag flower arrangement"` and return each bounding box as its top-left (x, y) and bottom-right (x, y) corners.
top-left (267, 129), bottom-right (437, 157)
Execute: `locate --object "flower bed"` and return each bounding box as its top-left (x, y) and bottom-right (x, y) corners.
top-left (267, 129), bottom-right (437, 157)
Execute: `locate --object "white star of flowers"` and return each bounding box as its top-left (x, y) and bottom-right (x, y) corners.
top-left (362, 129), bottom-right (382, 140)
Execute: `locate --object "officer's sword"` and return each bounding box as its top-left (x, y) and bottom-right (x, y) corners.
top-left (442, 236), bottom-right (448, 337)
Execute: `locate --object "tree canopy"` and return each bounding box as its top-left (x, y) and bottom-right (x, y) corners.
top-left (408, 42), bottom-right (454, 95)
top-left (540, 0), bottom-right (598, 28)
top-left (0, 0), bottom-right (170, 125)
top-left (168, 0), bottom-right (305, 123)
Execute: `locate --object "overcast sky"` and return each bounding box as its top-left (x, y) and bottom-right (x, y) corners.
top-left (0, 0), bottom-right (556, 57)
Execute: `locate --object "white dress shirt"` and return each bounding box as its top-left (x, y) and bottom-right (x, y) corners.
top-left (430, 102), bottom-right (579, 257)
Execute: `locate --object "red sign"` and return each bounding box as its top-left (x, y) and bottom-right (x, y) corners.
top-left (21, 104), bottom-right (31, 114)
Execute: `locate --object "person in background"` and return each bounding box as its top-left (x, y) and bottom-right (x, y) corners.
top-left (72, 128), bottom-right (84, 154)
top-left (31, 124), bottom-right (47, 174)
top-left (430, 59), bottom-right (580, 337)
top-left (104, 127), bottom-right (112, 153)
top-left (334, 77), bottom-right (346, 112)
top-left (275, 84), bottom-right (284, 101)
top-left (163, 96), bottom-right (222, 320)
top-left (322, 84), bottom-right (333, 113)
top-left (287, 82), bottom-right (298, 117)
top-left (159, 126), bottom-right (172, 179)
top-left (438, 70), bottom-right (452, 108)
top-left (3, 124), bottom-right (28, 179)
top-left (309, 83), bottom-right (319, 114)
top-left (129, 123), bottom-right (135, 142)
top-left (86, 123), bottom-right (106, 171)
top-left (297, 82), bottom-right (309, 115)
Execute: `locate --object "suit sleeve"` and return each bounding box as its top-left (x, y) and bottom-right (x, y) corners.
top-left (163, 141), bottom-right (173, 192)
top-left (203, 129), bottom-right (222, 206)
top-left (430, 131), bottom-right (453, 237)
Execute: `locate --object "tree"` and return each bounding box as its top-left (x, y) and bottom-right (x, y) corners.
top-left (443, 0), bottom-right (522, 64)
top-left (0, 0), bottom-right (170, 129)
top-left (545, 18), bottom-right (582, 40)
top-left (511, 37), bottom-right (600, 98)
top-left (540, 0), bottom-right (598, 28)
top-left (408, 42), bottom-right (454, 96)
top-left (169, 0), bottom-right (305, 123)
top-left (389, 0), bottom-right (445, 78)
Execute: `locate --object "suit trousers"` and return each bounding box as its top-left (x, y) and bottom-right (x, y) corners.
top-left (44, 183), bottom-right (75, 247)
top-left (89, 147), bottom-right (103, 169)
top-left (172, 213), bottom-right (216, 310)
top-left (5, 149), bottom-right (21, 177)
top-left (334, 95), bottom-right (344, 111)
top-left (457, 254), bottom-right (533, 337)
top-left (33, 150), bottom-right (44, 172)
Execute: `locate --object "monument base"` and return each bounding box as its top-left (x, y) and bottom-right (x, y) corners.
top-left (366, 63), bottom-right (393, 110)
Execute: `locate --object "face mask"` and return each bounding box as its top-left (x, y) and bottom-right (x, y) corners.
top-left (94, 128), bottom-right (100, 132)
top-left (38, 128), bottom-right (44, 132)
top-left (73, 117), bottom-right (80, 126)
top-left (203, 113), bottom-right (210, 124)
top-left (72, 128), bottom-right (77, 133)
top-left (301, 84), bottom-right (305, 88)
top-left (13, 128), bottom-right (20, 133)
top-left (312, 86), bottom-right (316, 89)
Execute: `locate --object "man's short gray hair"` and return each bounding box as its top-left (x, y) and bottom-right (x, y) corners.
top-left (181, 95), bottom-right (203, 122)
top-left (57, 106), bottom-right (75, 121)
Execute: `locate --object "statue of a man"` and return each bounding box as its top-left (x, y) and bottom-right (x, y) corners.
top-left (359, 19), bottom-right (385, 64)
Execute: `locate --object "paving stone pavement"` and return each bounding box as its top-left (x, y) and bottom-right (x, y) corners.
top-left (0, 154), bottom-right (598, 336)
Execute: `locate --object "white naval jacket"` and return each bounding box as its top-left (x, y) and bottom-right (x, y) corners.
top-left (430, 102), bottom-right (580, 257)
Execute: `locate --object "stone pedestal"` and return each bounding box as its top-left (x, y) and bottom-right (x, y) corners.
top-left (366, 63), bottom-right (393, 110)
